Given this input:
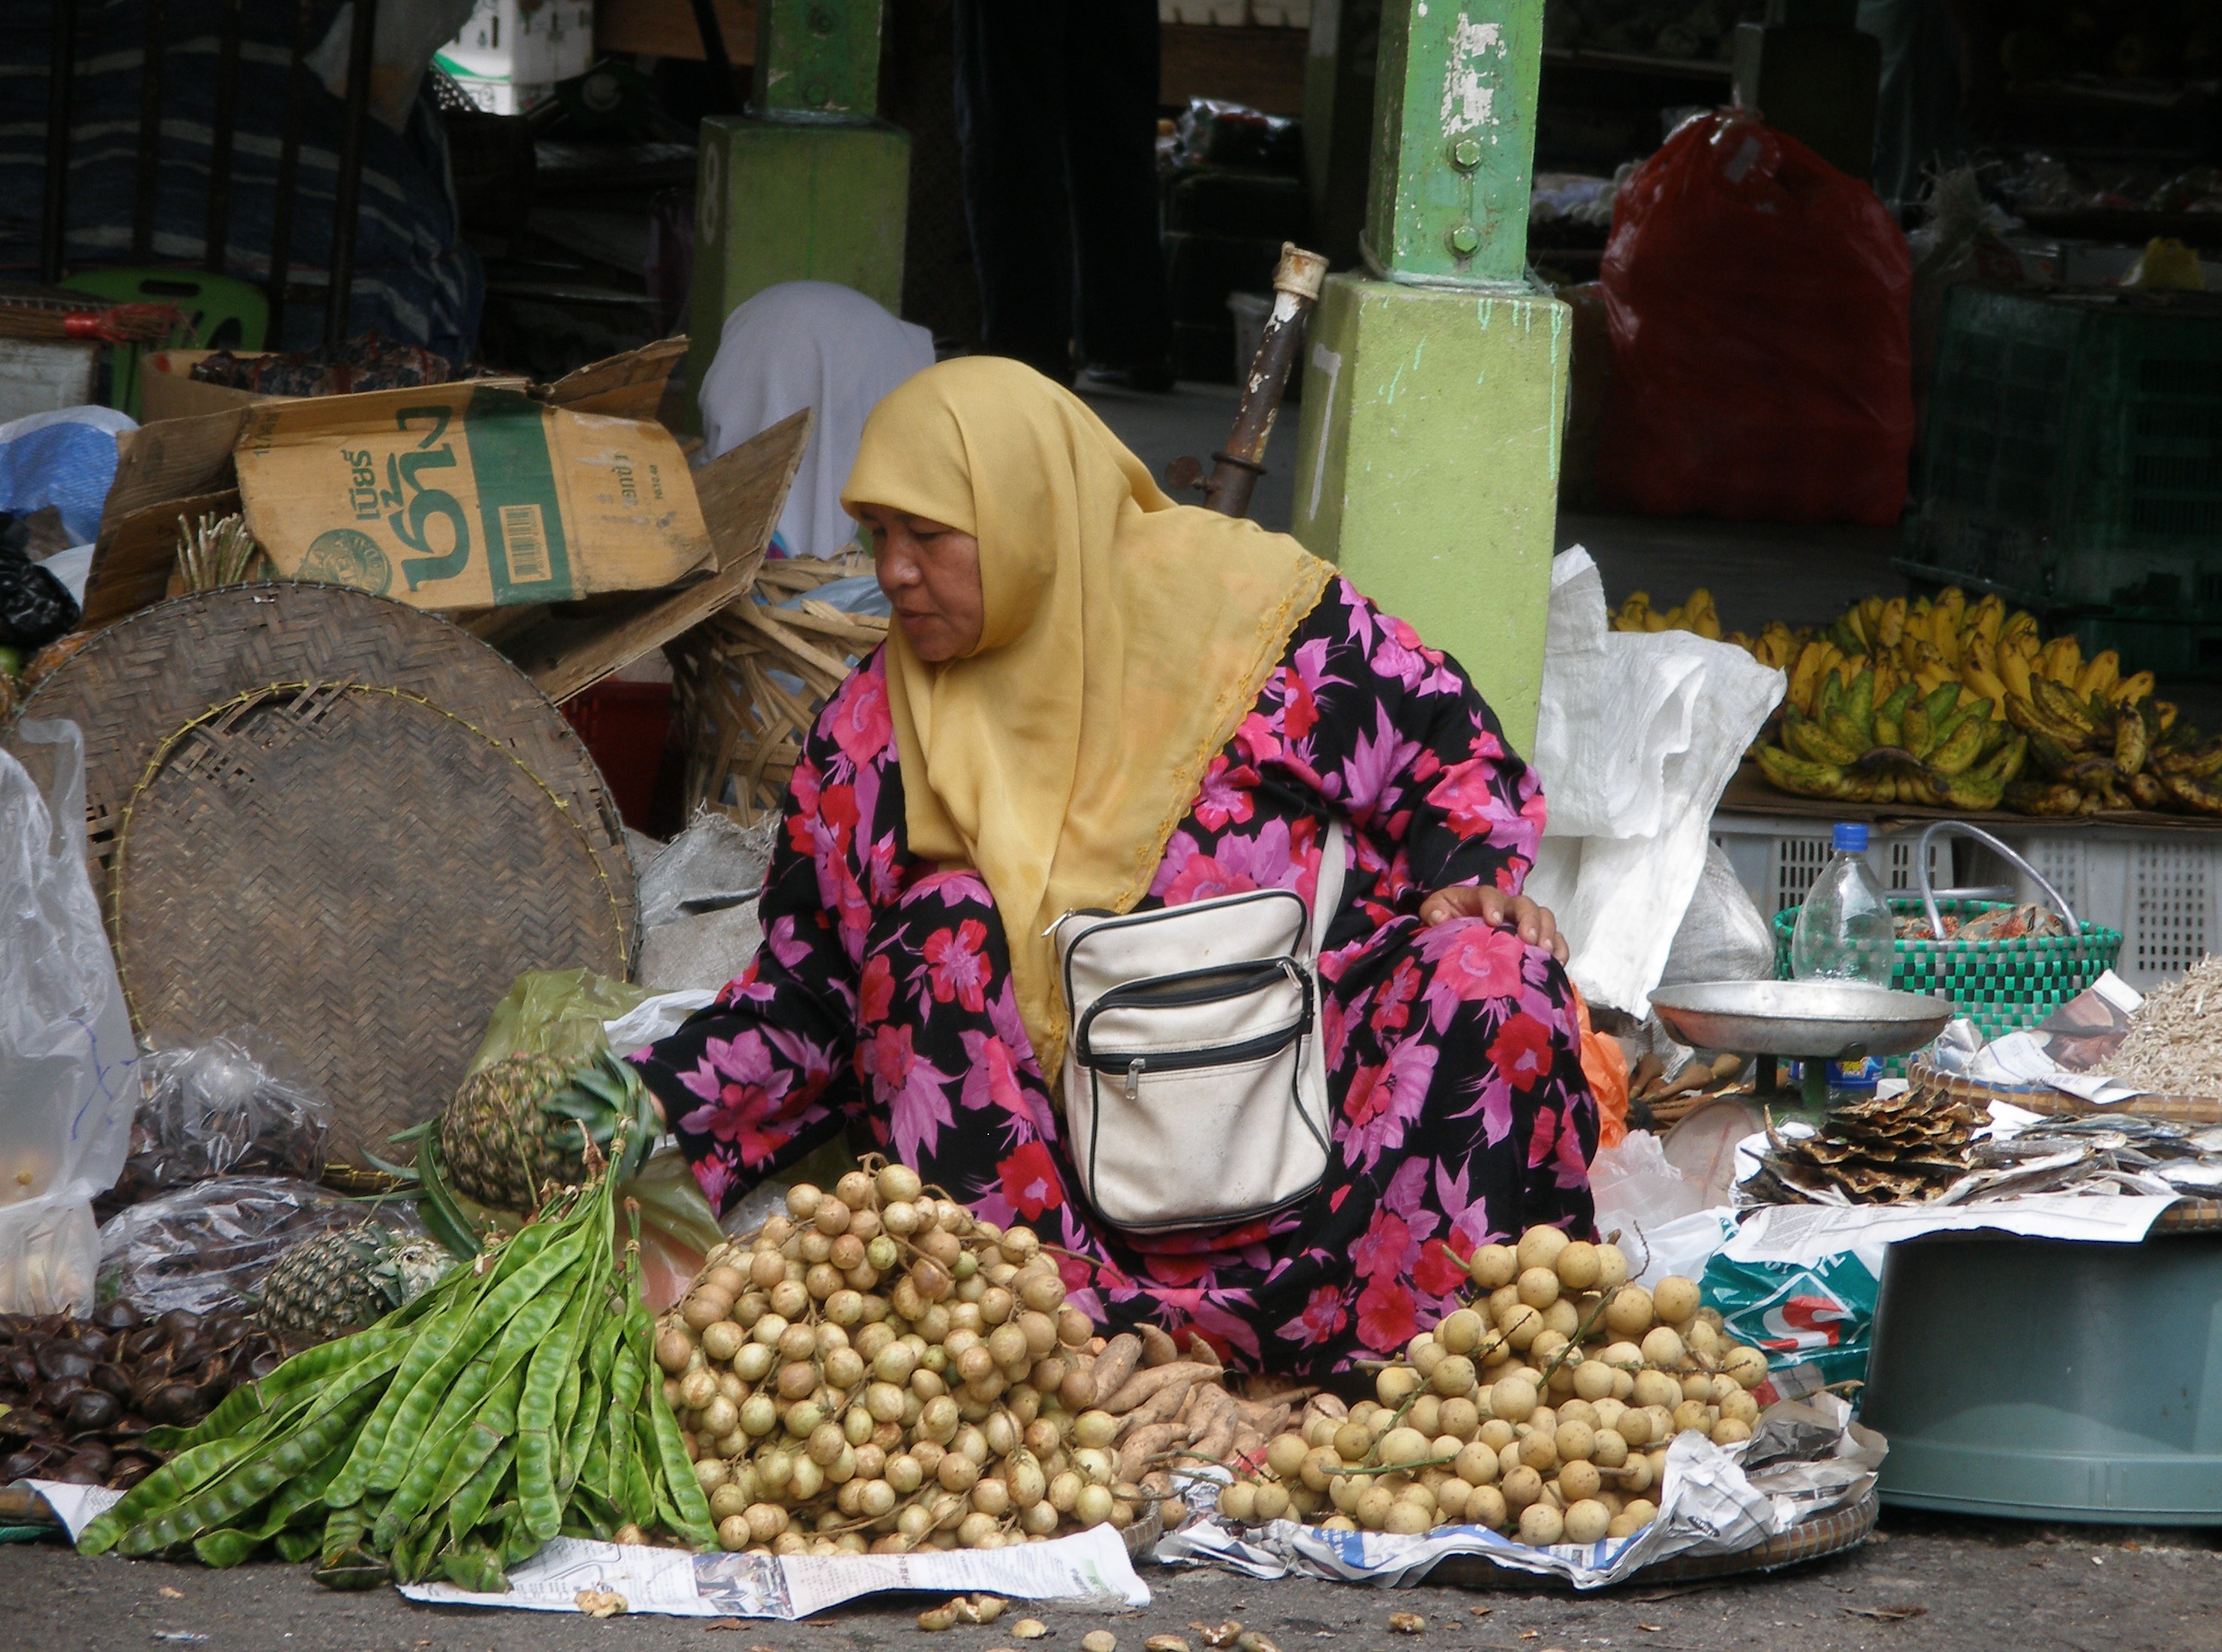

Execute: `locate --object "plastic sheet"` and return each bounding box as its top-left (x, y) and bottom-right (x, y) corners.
top-left (0, 517), bottom-right (81, 652)
top-left (0, 720), bottom-right (138, 1314)
top-left (105, 1028), bottom-right (330, 1212)
top-left (1596, 110), bottom-right (1914, 527)
top-left (94, 1176), bottom-right (397, 1318)
top-left (1526, 549), bottom-right (1784, 1014)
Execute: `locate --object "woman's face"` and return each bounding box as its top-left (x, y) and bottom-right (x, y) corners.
top-left (857, 504), bottom-right (985, 663)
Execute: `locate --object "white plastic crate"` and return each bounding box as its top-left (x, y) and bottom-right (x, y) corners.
top-left (1710, 812), bottom-right (1957, 921)
top-left (1975, 827), bottom-right (2222, 992)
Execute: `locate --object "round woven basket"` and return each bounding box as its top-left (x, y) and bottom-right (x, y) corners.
top-left (1426, 1490), bottom-right (1879, 1591)
top-left (667, 555), bottom-right (885, 824)
top-left (5, 586), bottom-right (638, 1165)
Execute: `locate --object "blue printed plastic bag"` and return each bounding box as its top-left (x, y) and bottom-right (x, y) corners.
top-left (0, 406), bottom-right (138, 544)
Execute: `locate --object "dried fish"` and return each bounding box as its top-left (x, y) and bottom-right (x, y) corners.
top-left (2109, 957), bottom-right (2222, 1098)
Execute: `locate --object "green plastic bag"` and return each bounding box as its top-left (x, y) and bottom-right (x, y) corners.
top-left (467, 969), bottom-right (652, 1075)
top-left (1700, 1247), bottom-right (1880, 1403)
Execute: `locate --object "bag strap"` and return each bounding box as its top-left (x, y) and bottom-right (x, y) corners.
top-left (1310, 818), bottom-right (1346, 960)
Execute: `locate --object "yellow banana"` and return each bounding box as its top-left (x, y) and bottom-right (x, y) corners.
top-left (2077, 649), bottom-right (2120, 697)
top-left (1998, 646), bottom-right (2034, 705)
top-left (2116, 705), bottom-right (2148, 778)
top-left (1788, 641), bottom-right (1830, 714)
top-left (1970, 595), bottom-right (2004, 644)
top-left (2032, 675), bottom-right (2102, 742)
top-left (2113, 670), bottom-right (2155, 705)
top-left (1878, 597), bottom-right (1906, 650)
top-left (2040, 634), bottom-right (2082, 683)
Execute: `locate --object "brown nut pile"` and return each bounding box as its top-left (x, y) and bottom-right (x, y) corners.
top-left (0, 1301), bottom-right (283, 1489)
top-left (662, 1159), bottom-right (1189, 1558)
top-left (1216, 1224), bottom-right (1767, 1548)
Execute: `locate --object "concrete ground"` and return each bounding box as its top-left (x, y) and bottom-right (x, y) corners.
top-left (8, 1509), bottom-right (2222, 1651)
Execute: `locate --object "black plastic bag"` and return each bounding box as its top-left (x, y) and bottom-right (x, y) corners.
top-left (0, 513), bottom-right (81, 650)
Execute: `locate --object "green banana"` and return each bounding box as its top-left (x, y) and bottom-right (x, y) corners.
top-left (2114, 705), bottom-right (2148, 779)
top-left (1931, 766), bottom-right (2007, 810)
top-left (1902, 701), bottom-right (1931, 758)
top-left (2032, 675), bottom-right (2102, 742)
top-left (1818, 669), bottom-right (1846, 724)
top-left (2007, 779), bottom-right (2087, 816)
top-left (1825, 710), bottom-right (1873, 756)
top-left (2026, 729), bottom-right (2086, 780)
top-left (2163, 771), bottom-right (2222, 815)
top-left (1785, 712), bottom-right (1864, 768)
top-left (1873, 683), bottom-right (1916, 750)
top-left (1927, 715), bottom-right (1988, 777)
top-left (1845, 670), bottom-right (1876, 743)
top-left (1922, 683), bottom-right (1962, 726)
top-left (1757, 744), bottom-right (1864, 801)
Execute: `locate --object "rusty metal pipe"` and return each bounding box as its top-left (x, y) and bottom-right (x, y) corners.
top-left (1164, 243), bottom-right (1331, 522)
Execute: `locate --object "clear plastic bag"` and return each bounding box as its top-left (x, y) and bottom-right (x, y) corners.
top-left (0, 720), bottom-right (138, 1313)
top-left (95, 1176), bottom-right (406, 1318)
top-left (104, 1027), bottom-right (332, 1212)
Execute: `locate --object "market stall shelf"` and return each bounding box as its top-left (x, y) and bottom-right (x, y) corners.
top-left (3, 583), bottom-right (638, 1164)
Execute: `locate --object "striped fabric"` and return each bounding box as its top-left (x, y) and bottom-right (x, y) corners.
top-left (2, 0), bottom-right (483, 360)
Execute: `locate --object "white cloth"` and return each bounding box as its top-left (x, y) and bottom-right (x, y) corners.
top-left (696, 281), bottom-right (936, 561)
top-left (1525, 547), bottom-right (1785, 1014)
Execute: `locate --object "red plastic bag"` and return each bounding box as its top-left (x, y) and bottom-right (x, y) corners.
top-left (1596, 110), bottom-right (1913, 526)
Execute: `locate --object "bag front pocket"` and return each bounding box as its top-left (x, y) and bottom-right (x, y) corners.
top-left (1068, 960), bottom-right (1329, 1231)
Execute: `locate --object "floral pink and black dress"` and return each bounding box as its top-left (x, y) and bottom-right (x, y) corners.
top-left (634, 577), bottom-right (1599, 1376)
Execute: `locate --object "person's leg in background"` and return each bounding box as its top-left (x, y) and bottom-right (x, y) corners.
top-left (1063, 0), bottom-right (1173, 391)
top-left (951, 1), bottom-right (1077, 383)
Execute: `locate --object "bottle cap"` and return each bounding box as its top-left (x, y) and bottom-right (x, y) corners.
top-left (1833, 822), bottom-right (1869, 853)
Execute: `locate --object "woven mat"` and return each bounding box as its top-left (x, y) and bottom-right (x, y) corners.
top-left (1904, 1055), bottom-right (2222, 1124)
top-left (7, 586), bottom-right (638, 1164)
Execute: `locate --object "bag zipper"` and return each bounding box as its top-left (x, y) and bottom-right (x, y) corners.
top-left (1076, 1014), bottom-right (1310, 1077)
top-left (1074, 959), bottom-right (1311, 1064)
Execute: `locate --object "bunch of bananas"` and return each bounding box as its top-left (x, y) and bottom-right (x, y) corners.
top-left (1610, 589), bottom-right (1721, 640)
top-left (1997, 644), bottom-right (2222, 814)
top-left (1757, 662), bottom-right (2027, 808)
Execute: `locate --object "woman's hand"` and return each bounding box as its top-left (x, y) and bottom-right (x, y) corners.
top-left (1420, 885), bottom-right (1569, 963)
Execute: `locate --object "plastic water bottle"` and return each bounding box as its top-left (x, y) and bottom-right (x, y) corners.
top-left (1790, 823), bottom-right (1895, 984)
top-left (1790, 823), bottom-right (1895, 1097)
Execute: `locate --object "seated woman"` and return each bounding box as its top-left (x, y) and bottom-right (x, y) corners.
top-left (634, 357), bottom-right (1598, 1376)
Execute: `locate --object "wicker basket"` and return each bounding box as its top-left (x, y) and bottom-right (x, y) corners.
top-left (668, 555), bottom-right (886, 823)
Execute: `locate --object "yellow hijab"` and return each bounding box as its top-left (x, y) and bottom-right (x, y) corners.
top-left (842, 357), bottom-right (1334, 1079)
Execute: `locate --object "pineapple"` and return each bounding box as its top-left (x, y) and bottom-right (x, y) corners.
top-left (436, 1047), bottom-right (658, 1216)
top-left (251, 1225), bottom-right (453, 1343)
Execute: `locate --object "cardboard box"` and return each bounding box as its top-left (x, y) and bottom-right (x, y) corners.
top-left (138, 350), bottom-right (287, 424)
top-left (236, 383), bottom-right (713, 610)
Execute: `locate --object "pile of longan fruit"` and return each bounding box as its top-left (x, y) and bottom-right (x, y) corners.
top-left (1216, 1224), bottom-right (1768, 1547)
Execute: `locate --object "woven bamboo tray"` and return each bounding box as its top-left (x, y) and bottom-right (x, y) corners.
top-left (668, 555), bottom-right (885, 823)
top-left (1427, 1489), bottom-right (1879, 1592)
top-left (5, 586), bottom-right (638, 1164)
top-left (1903, 1054), bottom-right (2222, 1124)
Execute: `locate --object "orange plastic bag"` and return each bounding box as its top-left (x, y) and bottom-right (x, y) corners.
top-left (1597, 109), bottom-right (1913, 526)
top-left (1572, 984), bottom-right (1629, 1151)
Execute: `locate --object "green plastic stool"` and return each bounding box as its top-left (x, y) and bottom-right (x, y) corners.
top-left (59, 269), bottom-right (270, 420)
top-left (1864, 1228), bottom-right (2222, 1523)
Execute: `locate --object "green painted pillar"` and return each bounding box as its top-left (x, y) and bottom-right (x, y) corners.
top-left (1291, 0), bottom-right (1567, 753)
top-left (686, 0), bottom-right (911, 428)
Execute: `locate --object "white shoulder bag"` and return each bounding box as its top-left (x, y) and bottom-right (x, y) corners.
top-left (1050, 821), bottom-right (1344, 1233)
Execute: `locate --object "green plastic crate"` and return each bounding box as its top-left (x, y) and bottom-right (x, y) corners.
top-left (1899, 285), bottom-right (2222, 645)
top-left (1771, 897), bottom-right (2123, 1055)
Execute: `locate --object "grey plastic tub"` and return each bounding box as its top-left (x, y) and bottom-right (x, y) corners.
top-left (1864, 1228), bottom-right (2222, 1523)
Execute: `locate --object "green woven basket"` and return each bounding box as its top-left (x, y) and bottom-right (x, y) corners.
top-left (1771, 897), bottom-right (2123, 1046)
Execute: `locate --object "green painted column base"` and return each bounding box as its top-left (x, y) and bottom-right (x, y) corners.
top-left (1290, 272), bottom-right (1570, 753)
top-left (685, 117), bottom-right (912, 430)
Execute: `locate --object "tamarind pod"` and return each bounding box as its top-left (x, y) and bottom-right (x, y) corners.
top-left (1137, 1325), bottom-right (1181, 1368)
top-left (1088, 1334), bottom-right (1145, 1407)
top-left (1101, 1360), bottom-right (1220, 1416)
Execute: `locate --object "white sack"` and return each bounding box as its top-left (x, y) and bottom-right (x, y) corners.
top-left (1524, 548), bottom-right (1783, 1013)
